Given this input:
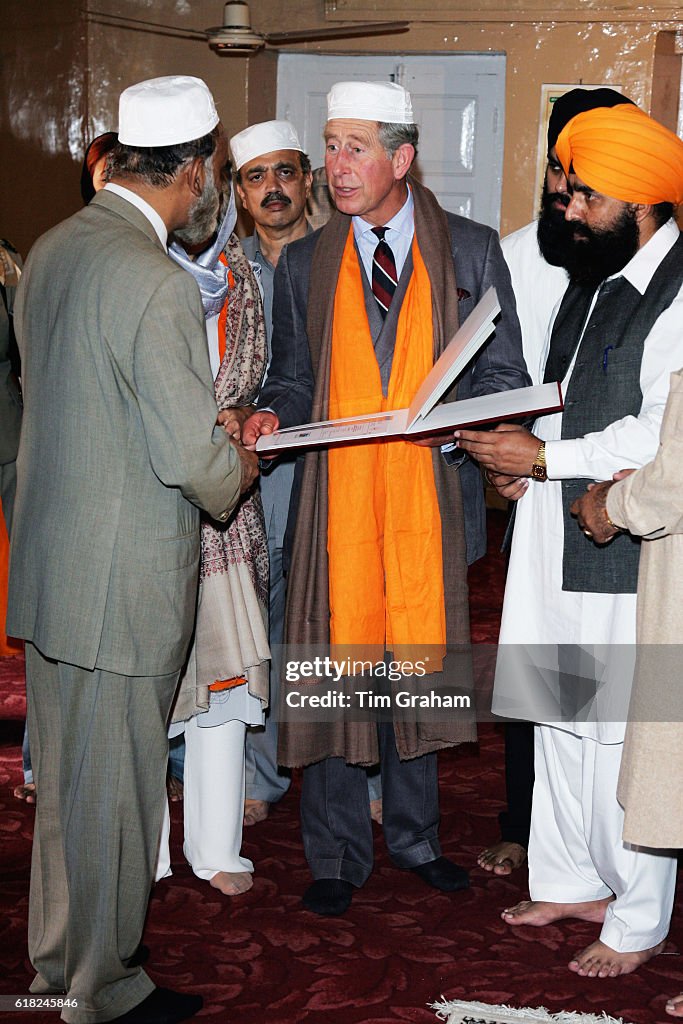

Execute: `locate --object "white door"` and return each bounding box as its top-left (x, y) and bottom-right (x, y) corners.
top-left (277, 53), bottom-right (505, 229)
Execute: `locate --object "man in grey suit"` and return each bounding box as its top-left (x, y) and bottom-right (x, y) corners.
top-left (230, 119), bottom-right (313, 826)
top-left (8, 76), bottom-right (257, 1024)
top-left (243, 81), bottom-right (529, 916)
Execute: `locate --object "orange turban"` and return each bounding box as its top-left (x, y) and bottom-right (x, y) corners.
top-left (556, 103), bottom-right (683, 206)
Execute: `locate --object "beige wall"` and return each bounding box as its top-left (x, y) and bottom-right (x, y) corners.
top-left (1, 0), bottom-right (680, 257)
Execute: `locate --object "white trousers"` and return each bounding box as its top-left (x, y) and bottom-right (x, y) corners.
top-left (156, 716), bottom-right (253, 883)
top-left (529, 725), bottom-right (676, 952)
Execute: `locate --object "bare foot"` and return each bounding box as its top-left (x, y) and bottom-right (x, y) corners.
top-left (243, 799), bottom-right (269, 826)
top-left (166, 775), bottom-right (183, 802)
top-left (502, 896), bottom-right (613, 927)
top-left (210, 871), bottom-right (253, 895)
top-left (568, 939), bottom-right (665, 978)
top-left (370, 798), bottom-right (383, 824)
top-left (13, 783), bottom-right (36, 804)
top-left (478, 841), bottom-right (526, 875)
top-left (666, 993), bottom-right (683, 1017)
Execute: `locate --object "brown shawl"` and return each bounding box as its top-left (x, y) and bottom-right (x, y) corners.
top-left (278, 178), bottom-right (476, 766)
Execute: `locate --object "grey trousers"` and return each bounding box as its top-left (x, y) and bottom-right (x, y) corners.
top-left (25, 643), bottom-right (178, 1023)
top-left (301, 721), bottom-right (441, 887)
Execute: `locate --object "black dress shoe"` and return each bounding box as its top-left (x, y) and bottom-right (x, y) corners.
top-left (302, 879), bottom-right (354, 916)
top-left (124, 944), bottom-right (150, 968)
top-left (410, 857), bottom-right (470, 892)
top-left (110, 987), bottom-right (202, 1024)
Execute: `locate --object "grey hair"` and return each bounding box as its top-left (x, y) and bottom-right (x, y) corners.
top-left (377, 122), bottom-right (419, 160)
top-left (108, 126), bottom-right (218, 189)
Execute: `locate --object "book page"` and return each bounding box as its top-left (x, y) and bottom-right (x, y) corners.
top-left (409, 382), bottom-right (564, 435)
top-left (255, 409), bottom-right (410, 452)
top-left (255, 385), bottom-right (563, 452)
top-left (407, 286), bottom-right (501, 427)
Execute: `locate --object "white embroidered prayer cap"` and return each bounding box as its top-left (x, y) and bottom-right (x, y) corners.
top-left (118, 76), bottom-right (219, 147)
top-left (326, 81), bottom-right (414, 124)
top-left (230, 120), bottom-right (303, 170)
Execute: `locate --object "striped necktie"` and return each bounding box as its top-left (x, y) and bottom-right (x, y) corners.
top-left (371, 226), bottom-right (398, 319)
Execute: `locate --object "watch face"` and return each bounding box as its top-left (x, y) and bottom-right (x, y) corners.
top-left (531, 464), bottom-right (547, 481)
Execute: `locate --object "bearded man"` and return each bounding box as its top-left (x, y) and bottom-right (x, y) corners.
top-left (478, 87), bottom-right (635, 878)
top-left (8, 76), bottom-right (257, 1023)
top-left (457, 103), bottom-right (683, 978)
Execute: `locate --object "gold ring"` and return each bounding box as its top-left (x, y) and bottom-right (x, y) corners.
top-left (583, 529), bottom-right (593, 538)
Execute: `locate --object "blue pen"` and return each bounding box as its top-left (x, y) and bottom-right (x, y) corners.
top-left (602, 344), bottom-right (613, 374)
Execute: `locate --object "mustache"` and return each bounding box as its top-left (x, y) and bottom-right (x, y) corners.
top-left (261, 191), bottom-right (291, 209)
top-left (571, 223), bottom-right (593, 240)
top-left (551, 192), bottom-right (570, 208)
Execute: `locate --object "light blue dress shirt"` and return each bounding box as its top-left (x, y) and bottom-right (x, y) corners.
top-left (352, 187), bottom-right (414, 284)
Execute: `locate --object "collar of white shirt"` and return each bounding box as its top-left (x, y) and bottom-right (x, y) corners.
top-left (103, 183), bottom-right (168, 250)
top-left (615, 217), bottom-right (679, 296)
top-left (352, 186), bottom-right (415, 282)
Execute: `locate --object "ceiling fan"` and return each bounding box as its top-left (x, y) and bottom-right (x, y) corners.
top-left (87, 2), bottom-right (409, 56)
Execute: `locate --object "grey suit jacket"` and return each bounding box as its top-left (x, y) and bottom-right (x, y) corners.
top-left (0, 243), bottom-right (23, 466)
top-left (260, 210), bottom-right (529, 565)
top-left (8, 190), bottom-right (243, 676)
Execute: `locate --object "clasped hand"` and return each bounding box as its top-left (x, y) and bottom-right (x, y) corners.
top-left (570, 470), bottom-right (634, 544)
top-left (216, 406), bottom-right (260, 493)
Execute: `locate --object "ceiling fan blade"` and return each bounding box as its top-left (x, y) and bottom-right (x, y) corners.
top-left (85, 9), bottom-right (206, 41)
top-left (264, 21), bottom-right (409, 44)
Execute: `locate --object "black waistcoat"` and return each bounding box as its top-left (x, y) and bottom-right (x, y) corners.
top-left (543, 232), bottom-right (683, 593)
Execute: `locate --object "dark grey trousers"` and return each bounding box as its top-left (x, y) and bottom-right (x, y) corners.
top-left (301, 721), bottom-right (441, 886)
top-left (25, 643), bottom-right (178, 1023)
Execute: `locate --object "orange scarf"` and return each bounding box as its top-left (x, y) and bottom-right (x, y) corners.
top-left (209, 256), bottom-right (242, 695)
top-left (327, 227), bottom-right (446, 656)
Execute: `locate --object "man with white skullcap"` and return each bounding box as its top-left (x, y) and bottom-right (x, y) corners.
top-left (243, 81), bottom-right (529, 916)
top-left (8, 75), bottom-right (257, 1022)
top-left (458, 104), bottom-right (683, 977)
top-left (229, 120), bottom-right (313, 827)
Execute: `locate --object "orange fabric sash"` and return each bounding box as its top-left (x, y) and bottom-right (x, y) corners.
top-left (217, 254), bottom-right (235, 366)
top-left (209, 255), bottom-right (242, 692)
top-left (327, 227), bottom-right (446, 653)
top-left (208, 676), bottom-right (246, 692)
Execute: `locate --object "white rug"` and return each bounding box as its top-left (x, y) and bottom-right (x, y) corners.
top-left (431, 999), bottom-right (631, 1024)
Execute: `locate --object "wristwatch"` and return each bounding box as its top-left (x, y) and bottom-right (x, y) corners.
top-left (530, 441), bottom-right (547, 481)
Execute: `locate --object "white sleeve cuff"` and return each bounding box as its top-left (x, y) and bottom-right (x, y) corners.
top-left (544, 438), bottom-right (580, 480)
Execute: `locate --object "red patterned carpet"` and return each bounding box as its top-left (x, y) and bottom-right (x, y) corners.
top-left (1, 510), bottom-right (681, 1024)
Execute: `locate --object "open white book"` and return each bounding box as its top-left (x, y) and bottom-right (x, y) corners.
top-left (256, 287), bottom-right (563, 453)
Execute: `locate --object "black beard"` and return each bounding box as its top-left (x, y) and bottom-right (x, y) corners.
top-left (565, 204), bottom-right (640, 289)
top-left (536, 184), bottom-right (574, 268)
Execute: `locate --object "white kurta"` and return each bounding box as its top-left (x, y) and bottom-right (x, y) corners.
top-left (496, 219), bottom-right (683, 743)
top-left (501, 221), bottom-right (568, 384)
top-left (495, 220), bottom-right (683, 952)
top-left (158, 313), bottom-right (264, 883)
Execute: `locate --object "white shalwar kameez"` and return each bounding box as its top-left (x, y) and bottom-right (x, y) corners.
top-left (156, 312), bottom-right (267, 885)
top-left (495, 220), bottom-right (683, 952)
top-left (501, 221), bottom-right (568, 384)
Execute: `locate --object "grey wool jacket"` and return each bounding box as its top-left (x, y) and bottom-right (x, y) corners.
top-left (8, 189), bottom-right (244, 676)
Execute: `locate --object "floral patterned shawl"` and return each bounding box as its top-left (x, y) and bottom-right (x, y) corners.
top-left (172, 232), bottom-right (270, 723)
